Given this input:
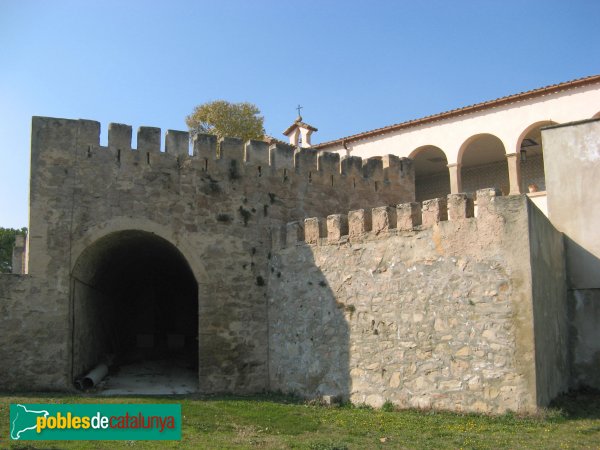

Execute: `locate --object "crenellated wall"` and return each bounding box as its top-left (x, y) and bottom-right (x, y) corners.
top-left (0, 115), bottom-right (578, 414)
top-left (0, 116), bottom-right (415, 392)
top-left (267, 189), bottom-right (568, 413)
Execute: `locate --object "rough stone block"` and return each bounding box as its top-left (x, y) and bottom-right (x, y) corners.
top-left (295, 148), bottom-right (318, 174)
top-left (165, 130), bottom-right (190, 157)
top-left (108, 123), bottom-right (132, 150)
top-left (382, 154), bottom-right (401, 181)
top-left (318, 151), bottom-right (340, 173)
top-left (341, 156), bottom-right (363, 176)
top-left (476, 188), bottom-right (502, 219)
top-left (137, 127), bottom-right (161, 153)
top-left (348, 209), bottom-right (372, 238)
top-left (244, 140), bottom-right (270, 166)
top-left (382, 155), bottom-right (413, 180)
top-left (422, 198), bottom-right (448, 227)
top-left (219, 137), bottom-right (244, 161)
top-left (285, 221), bottom-right (304, 246)
top-left (304, 217), bottom-right (326, 244)
top-left (476, 188), bottom-right (502, 208)
top-left (447, 193), bottom-right (474, 221)
top-left (78, 120), bottom-right (101, 145)
top-left (362, 157), bottom-right (383, 180)
top-left (269, 143), bottom-right (295, 169)
top-left (193, 133), bottom-right (217, 159)
top-left (372, 206), bottom-right (397, 233)
top-left (396, 202), bottom-right (422, 230)
top-left (327, 214), bottom-right (349, 241)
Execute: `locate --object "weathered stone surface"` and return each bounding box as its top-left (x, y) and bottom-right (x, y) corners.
top-left (372, 206), bottom-right (397, 233)
top-left (348, 209), bottom-right (372, 238)
top-left (327, 214), bottom-right (349, 241)
top-left (1, 116), bottom-right (416, 394)
top-left (447, 193), bottom-right (474, 220)
top-left (397, 202), bottom-right (421, 230)
top-left (304, 217), bottom-right (326, 244)
top-left (267, 195), bottom-right (562, 414)
top-left (421, 197), bottom-right (447, 227)
top-left (0, 115), bottom-right (576, 417)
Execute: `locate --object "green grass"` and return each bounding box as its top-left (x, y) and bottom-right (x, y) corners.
top-left (1, 390), bottom-right (599, 449)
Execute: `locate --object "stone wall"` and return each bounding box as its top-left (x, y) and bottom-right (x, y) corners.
top-left (0, 116), bottom-right (415, 392)
top-left (268, 191), bottom-right (566, 413)
top-left (0, 275), bottom-right (67, 390)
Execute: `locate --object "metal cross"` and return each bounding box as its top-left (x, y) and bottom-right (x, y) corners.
top-left (296, 105), bottom-right (303, 117)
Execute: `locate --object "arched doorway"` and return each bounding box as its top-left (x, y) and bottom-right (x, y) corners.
top-left (517, 121), bottom-right (557, 193)
top-left (459, 134), bottom-right (508, 196)
top-left (71, 230), bottom-right (198, 394)
top-left (409, 145), bottom-right (450, 202)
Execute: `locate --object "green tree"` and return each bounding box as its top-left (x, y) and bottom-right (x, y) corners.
top-left (185, 100), bottom-right (265, 142)
top-left (0, 227), bottom-right (27, 273)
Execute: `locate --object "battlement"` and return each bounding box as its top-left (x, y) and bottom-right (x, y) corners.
top-left (279, 188), bottom-right (503, 247)
top-left (31, 117), bottom-right (414, 186)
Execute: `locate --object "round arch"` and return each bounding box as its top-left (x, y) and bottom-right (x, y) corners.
top-left (516, 120), bottom-right (558, 193)
top-left (458, 133), bottom-right (509, 196)
top-left (71, 229), bottom-right (199, 394)
top-left (70, 217), bottom-right (208, 283)
top-left (516, 120), bottom-right (558, 150)
top-left (409, 145), bottom-right (450, 202)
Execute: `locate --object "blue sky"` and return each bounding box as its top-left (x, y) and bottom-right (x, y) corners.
top-left (1, 0), bottom-right (599, 228)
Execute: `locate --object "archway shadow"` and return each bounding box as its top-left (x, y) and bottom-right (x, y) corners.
top-left (71, 230), bottom-right (198, 395)
top-left (267, 242), bottom-right (351, 404)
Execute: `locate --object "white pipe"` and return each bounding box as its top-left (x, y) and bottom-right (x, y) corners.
top-left (76, 363), bottom-right (108, 390)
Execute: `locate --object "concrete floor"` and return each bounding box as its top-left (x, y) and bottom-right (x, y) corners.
top-left (98, 359), bottom-right (198, 395)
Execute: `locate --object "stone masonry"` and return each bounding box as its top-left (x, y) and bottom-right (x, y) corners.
top-left (0, 115), bottom-right (593, 415)
top-left (268, 190), bottom-right (567, 413)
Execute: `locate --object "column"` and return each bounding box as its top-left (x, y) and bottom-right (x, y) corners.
top-left (506, 153), bottom-right (522, 195)
top-left (447, 163), bottom-right (462, 194)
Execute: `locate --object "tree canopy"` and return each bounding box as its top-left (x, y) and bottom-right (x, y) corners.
top-left (185, 100), bottom-right (265, 142)
top-left (0, 227), bottom-right (27, 273)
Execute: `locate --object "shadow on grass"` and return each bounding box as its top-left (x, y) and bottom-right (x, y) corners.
top-left (0, 390), bottom-right (307, 405)
top-left (549, 386), bottom-right (600, 420)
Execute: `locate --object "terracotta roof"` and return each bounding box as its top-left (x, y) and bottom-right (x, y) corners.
top-left (313, 74), bottom-right (600, 150)
top-left (263, 135), bottom-right (289, 146)
top-left (283, 119), bottom-right (318, 135)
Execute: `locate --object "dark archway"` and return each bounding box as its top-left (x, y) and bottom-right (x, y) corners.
top-left (517, 121), bottom-right (557, 193)
top-left (409, 145), bottom-right (450, 202)
top-left (71, 230), bottom-right (198, 393)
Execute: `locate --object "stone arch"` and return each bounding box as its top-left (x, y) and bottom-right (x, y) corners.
top-left (70, 218), bottom-right (208, 283)
top-left (409, 145), bottom-right (450, 202)
top-left (458, 133), bottom-right (509, 196)
top-left (71, 228), bottom-right (200, 394)
top-left (517, 120), bottom-right (558, 193)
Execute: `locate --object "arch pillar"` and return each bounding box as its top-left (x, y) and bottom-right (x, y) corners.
top-left (447, 163), bottom-right (462, 194)
top-left (506, 152), bottom-right (522, 195)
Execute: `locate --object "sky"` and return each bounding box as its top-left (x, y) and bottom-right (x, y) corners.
top-left (1, 0), bottom-right (599, 229)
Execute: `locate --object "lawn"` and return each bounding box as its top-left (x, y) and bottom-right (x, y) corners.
top-left (1, 390), bottom-right (599, 449)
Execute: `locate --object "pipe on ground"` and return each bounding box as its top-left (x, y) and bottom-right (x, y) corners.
top-left (74, 363), bottom-right (108, 390)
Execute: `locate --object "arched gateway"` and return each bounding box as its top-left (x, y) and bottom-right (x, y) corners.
top-left (71, 230), bottom-right (199, 394)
